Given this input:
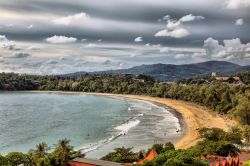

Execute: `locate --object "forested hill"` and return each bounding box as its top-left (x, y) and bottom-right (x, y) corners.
top-left (64, 61), bottom-right (250, 81)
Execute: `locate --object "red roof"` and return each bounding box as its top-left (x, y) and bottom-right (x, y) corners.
top-left (69, 158), bottom-right (124, 166)
top-left (200, 154), bottom-right (241, 166)
top-left (239, 153), bottom-right (250, 163)
top-left (69, 161), bottom-right (95, 166)
top-left (136, 149), bottom-right (158, 165)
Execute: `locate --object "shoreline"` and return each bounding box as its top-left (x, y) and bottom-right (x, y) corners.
top-left (19, 91), bottom-right (236, 149)
top-left (84, 93), bottom-right (236, 148)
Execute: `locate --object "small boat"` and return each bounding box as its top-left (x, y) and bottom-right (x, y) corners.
top-left (176, 128), bottom-right (180, 133)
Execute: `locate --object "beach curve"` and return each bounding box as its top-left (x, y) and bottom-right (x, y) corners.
top-left (104, 94), bottom-right (237, 148)
top-left (30, 91), bottom-right (237, 149)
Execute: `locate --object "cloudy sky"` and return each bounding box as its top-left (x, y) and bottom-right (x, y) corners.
top-left (0, 0), bottom-right (250, 74)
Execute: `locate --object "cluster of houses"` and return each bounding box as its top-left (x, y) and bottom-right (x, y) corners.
top-left (159, 72), bottom-right (246, 86)
top-left (211, 72), bottom-right (245, 86)
top-left (69, 149), bottom-right (250, 166)
top-left (201, 154), bottom-right (240, 166)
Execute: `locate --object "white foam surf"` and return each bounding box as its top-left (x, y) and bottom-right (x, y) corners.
top-left (115, 119), bottom-right (140, 133)
top-left (79, 113), bottom-right (143, 154)
top-left (79, 133), bottom-right (122, 153)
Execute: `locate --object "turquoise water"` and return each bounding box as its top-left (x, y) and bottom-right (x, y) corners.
top-left (0, 92), bottom-right (182, 157)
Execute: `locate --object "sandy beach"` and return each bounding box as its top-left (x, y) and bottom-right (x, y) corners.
top-left (30, 91), bottom-right (236, 149)
top-left (88, 93), bottom-right (237, 149)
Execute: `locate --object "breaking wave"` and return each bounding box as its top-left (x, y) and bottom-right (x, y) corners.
top-left (79, 113), bottom-right (143, 153)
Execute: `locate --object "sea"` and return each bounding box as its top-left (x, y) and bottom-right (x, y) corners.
top-left (0, 92), bottom-right (183, 158)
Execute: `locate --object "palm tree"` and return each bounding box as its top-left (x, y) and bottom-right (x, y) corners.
top-left (54, 139), bottom-right (74, 166)
top-left (30, 142), bottom-right (49, 165)
top-left (35, 142), bottom-right (48, 158)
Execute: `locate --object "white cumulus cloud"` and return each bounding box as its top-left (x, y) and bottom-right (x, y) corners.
top-left (0, 35), bottom-right (8, 41)
top-left (155, 14), bottom-right (204, 38)
top-left (134, 37), bottom-right (143, 42)
top-left (155, 28), bottom-right (189, 38)
top-left (179, 14), bottom-right (205, 22)
top-left (27, 24), bottom-right (33, 29)
top-left (203, 37), bottom-right (250, 60)
top-left (45, 35), bottom-right (77, 44)
top-left (85, 43), bottom-right (97, 48)
top-left (235, 18), bottom-right (244, 26)
top-left (52, 12), bottom-right (89, 25)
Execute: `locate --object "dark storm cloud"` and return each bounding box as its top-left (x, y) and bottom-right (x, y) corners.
top-left (0, 0), bottom-right (248, 22)
top-left (0, 0), bottom-right (250, 46)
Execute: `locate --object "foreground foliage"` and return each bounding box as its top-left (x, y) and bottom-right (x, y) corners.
top-left (102, 128), bottom-right (245, 166)
top-left (101, 147), bottom-right (140, 163)
top-left (0, 139), bottom-right (83, 166)
top-left (142, 149), bottom-right (209, 166)
top-left (0, 127), bottom-right (247, 165)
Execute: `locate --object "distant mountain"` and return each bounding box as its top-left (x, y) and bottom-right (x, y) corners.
top-left (64, 61), bottom-right (250, 81)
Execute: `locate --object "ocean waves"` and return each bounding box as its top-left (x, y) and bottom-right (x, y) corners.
top-left (79, 113), bottom-right (143, 153)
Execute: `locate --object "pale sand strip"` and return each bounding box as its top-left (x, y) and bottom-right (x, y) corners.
top-left (29, 91), bottom-right (237, 149)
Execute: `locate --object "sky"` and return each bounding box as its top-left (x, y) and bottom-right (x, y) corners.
top-left (0, 0), bottom-right (250, 74)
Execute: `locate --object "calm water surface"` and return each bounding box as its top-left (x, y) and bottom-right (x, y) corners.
top-left (0, 92), bottom-right (183, 158)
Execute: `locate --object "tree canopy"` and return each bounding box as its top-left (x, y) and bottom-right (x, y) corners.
top-left (0, 139), bottom-right (83, 166)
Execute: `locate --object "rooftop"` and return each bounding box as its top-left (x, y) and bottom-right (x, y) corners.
top-left (69, 158), bottom-right (124, 166)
